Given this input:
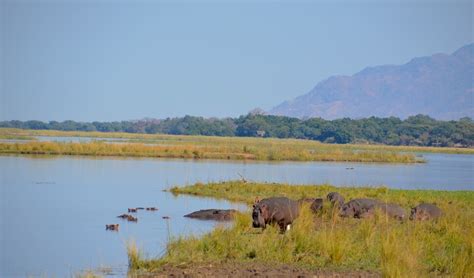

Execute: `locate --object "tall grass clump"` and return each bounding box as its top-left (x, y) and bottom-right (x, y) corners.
top-left (126, 240), bottom-right (141, 269)
top-left (379, 225), bottom-right (424, 277)
top-left (126, 239), bottom-right (164, 271)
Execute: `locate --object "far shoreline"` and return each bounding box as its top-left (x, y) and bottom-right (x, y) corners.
top-left (2, 128), bottom-right (472, 155)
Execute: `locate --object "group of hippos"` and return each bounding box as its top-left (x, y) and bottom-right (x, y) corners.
top-left (252, 192), bottom-right (443, 232)
top-left (105, 207), bottom-right (161, 231)
top-left (105, 193), bottom-right (443, 232)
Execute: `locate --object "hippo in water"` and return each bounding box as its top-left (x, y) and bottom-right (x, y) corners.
top-left (298, 198), bottom-right (324, 213)
top-left (340, 198), bottom-right (381, 218)
top-left (360, 203), bottom-right (407, 220)
top-left (105, 224), bottom-right (119, 231)
top-left (327, 192), bottom-right (345, 208)
top-left (127, 215), bottom-right (138, 222)
top-left (409, 203), bottom-right (442, 221)
top-left (252, 197), bottom-right (299, 232)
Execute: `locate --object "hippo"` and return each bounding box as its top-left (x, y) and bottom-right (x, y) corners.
top-left (409, 203), bottom-right (442, 221)
top-left (106, 224), bottom-right (119, 231)
top-left (360, 203), bottom-right (406, 220)
top-left (146, 207), bottom-right (158, 211)
top-left (252, 197), bottom-right (299, 232)
top-left (184, 209), bottom-right (236, 221)
top-left (298, 198), bottom-right (324, 213)
top-left (327, 192), bottom-right (345, 208)
top-left (128, 208), bottom-right (138, 213)
top-left (117, 214), bottom-right (130, 219)
top-left (340, 198), bottom-right (381, 218)
top-left (127, 215), bottom-right (138, 222)
top-left (310, 198), bottom-right (324, 213)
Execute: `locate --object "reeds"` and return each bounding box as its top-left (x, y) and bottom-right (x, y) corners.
top-left (0, 133), bottom-right (35, 140)
top-left (2, 128), bottom-right (473, 155)
top-left (0, 139), bottom-right (422, 163)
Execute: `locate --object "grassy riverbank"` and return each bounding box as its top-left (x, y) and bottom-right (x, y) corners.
top-left (0, 141), bottom-right (421, 162)
top-left (0, 130), bottom-right (427, 163)
top-left (0, 133), bottom-right (36, 140)
top-left (3, 128), bottom-right (474, 154)
top-left (129, 181), bottom-right (473, 276)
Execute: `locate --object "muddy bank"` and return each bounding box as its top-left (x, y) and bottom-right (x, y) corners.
top-left (133, 262), bottom-right (380, 278)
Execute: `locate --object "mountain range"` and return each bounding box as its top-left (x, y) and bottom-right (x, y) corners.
top-left (269, 44), bottom-right (474, 120)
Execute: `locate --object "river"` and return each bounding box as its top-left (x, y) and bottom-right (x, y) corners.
top-left (0, 153), bottom-right (472, 277)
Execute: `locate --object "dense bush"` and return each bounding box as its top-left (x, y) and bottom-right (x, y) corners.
top-left (1, 114), bottom-right (473, 147)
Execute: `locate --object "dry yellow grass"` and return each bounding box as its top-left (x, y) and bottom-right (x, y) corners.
top-left (0, 128), bottom-right (432, 163)
top-left (0, 140), bottom-right (422, 163)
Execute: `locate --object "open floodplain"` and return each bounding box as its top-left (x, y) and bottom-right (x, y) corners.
top-left (0, 132), bottom-right (473, 277)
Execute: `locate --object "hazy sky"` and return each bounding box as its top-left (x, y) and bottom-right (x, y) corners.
top-left (1, 0), bottom-right (472, 121)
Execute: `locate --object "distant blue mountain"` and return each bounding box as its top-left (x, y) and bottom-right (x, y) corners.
top-left (270, 44), bottom-right (474, 120)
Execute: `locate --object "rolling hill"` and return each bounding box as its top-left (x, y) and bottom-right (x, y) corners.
top-left (270, 44), bottom-right (474, 120)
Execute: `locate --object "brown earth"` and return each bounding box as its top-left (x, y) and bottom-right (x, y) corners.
top-left (132, 262), bottom-right (380, 278)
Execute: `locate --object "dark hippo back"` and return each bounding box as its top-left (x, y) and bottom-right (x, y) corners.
top-left (327, 192), bottom-right (345, 207)
top-left (184, 209), bottom-right (236, 221)
top-left (253, 197), bottom-right (299, 232)
top-left (410, 203), bottom-right (442, 221)
top-left (377, 203), bottom-right (406, 220)
top-left (298, 198), bottom-right (324, 213)
top-left (310, 198), bottom-right (324, 213)
top-left (361, 203), bottom-right (406, 220)
top-left (340, 198), bottom-right (381, 218)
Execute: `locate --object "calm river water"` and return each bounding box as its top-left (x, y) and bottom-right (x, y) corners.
top-left (0, 153), bottom-right (473, 277)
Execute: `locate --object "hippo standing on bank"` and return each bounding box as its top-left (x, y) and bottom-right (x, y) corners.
top-left (361, 203), bottom-right (407, 220)
top-left (409, 203), bottom-right (442, 221)
top-left (327, 192), bottom-right (345, 208)
top-left (252, 197), bottom-right (299, 232)
top-left (339, 198), bottom-right (381, 218)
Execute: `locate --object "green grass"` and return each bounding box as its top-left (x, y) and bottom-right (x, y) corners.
top-left (0, 128), bottom-right (431, 163)
top-left (0, 133), bottom-right (36, 140)
top-left (0, 141), bottom-right (421, 163)
top-left (2, 128), bottom-right (474, 155)
top-left (131, 181), bottom-right (474, 276)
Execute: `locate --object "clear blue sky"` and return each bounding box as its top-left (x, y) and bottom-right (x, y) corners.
top-left (1, 0), bottom-right (472, 121)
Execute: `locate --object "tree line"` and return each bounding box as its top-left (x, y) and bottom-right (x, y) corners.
top-left (1, 114), bottom-right (473, 147)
